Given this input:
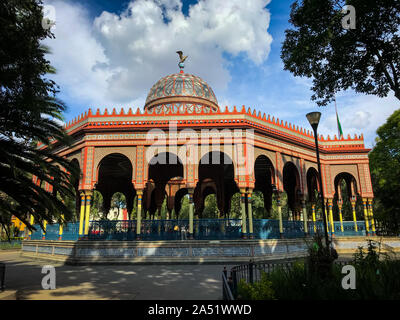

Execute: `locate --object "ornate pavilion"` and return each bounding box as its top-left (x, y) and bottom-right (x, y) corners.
top-left (28, 61), bottom-right (376, 243)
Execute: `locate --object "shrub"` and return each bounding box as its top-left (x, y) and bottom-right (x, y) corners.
top-left (307, 232), bottom-right (338, 279)
top-left (235, 238), bottom-right (400, 300)
top-left (237, 272), bottom-right (275, 300)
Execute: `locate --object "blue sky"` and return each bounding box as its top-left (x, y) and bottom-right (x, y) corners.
top-left (43, 0), bottom-right (399, 148)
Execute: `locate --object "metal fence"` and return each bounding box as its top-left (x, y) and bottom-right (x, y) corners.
top-left (333, 221), bottom-right (367, 236)
top-left (195, 219), bottom-right (243, 240)
top-left (223, 260), bottom-right (349, 300)
top-left (252, 219), bottom-right (280, 239)
top-left (140, 219), bottom-right (187, 241)
top-left (222, 267), bottom-right (234, 300)
top-left (62, 222), bottom-right (80, 241)
top-left (89, 220), bottom-right (137, 240)
top-left (222, 261), bottom-right (295, 300)
top-left (30, 226), bottom-right (43, 240)
top-left (45, 223), bottom-right (60, 241)
top-left (28, 219), bottom-right (373, 241)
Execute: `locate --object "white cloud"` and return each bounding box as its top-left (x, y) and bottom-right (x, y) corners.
top-left (44, 0), bottom-right (273, 109)
top-left (315, 93), bottom-right (399, 148)
top-left (255, 90), bottom-right (399, 149)
top-left (349, 111), bottom-right (371, 129)
top-left (43, 1), bottom-right (112, 107)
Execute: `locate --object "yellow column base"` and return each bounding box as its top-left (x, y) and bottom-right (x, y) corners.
top-left (79, 193), bottom-right (85, 237)
top-left (59, 215), bottom-right (64, 240)
top-left (84, 192), bottom-right (92, 236)
top-left (311, 204), bottom-right (316, 233)
top-left (42, 220), bottom-right (47, 240)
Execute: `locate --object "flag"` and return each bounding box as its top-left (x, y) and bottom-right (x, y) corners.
top-left (335, 96), bottom-right (343, 138)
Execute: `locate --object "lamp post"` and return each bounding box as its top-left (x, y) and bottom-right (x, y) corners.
top-left (306, 112), bottom-right (330, 249)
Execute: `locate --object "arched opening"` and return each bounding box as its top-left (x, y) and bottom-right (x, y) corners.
top-left (251, 190), bottom-right (269, 219)
top-left (146, 152), bottom-right (184, 219)
top-left (254, 155), bottom-right (275, 216)
top-left (174, 188), bottom-right (188, 219)
top-left (196, 151), bottom-right (238, 218)
top-left (283, 162), bottom-right (301, 220)
top-left (306, 167), bottom-right (320, 203)
top-left (333, 172), bottom-right (361, 221)
top-left (229, 192), bottom-right (242, 219)
top-left (203, 193), bottom-right (219, 219)
top-left (90, 190), bottom-right (104, 220)
top-left (109, 192), bottom-right (127, 220)
top-left (305, 167), bottom-right (323, 222)
top-left (96, 153), bottom-right (135, 219)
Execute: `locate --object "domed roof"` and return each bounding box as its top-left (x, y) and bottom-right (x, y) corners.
top-left (144, 71), bottom-right (218, 111)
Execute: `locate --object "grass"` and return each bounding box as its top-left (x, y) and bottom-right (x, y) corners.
top-left (0, 240), bottom-right (22, 250)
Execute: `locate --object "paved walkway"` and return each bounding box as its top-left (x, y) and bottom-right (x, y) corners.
top-left (0, 251), bottom-right (230, 300)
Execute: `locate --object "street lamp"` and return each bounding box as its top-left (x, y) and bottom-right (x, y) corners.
top-left (306, 112), bottom-right (330, 249)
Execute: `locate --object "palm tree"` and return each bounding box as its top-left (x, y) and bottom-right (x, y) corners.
top-left (0, 0), bottom-right (78, 235)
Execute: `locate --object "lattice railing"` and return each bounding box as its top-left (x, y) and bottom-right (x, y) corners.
top-left (26, 219), bottom-right (375, 241)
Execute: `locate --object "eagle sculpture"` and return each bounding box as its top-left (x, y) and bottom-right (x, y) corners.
top-left (176, 51), bottom-right (188, 63)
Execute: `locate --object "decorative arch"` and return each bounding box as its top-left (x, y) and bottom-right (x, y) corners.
top-left (334, 172), bottom-right (359, 200)
top-left (196, 151), bottom-right (238, 217)
top-left (306, 167), bottom-right (320, 202)
top-left (254, 155), bottom-right (275, 213)
top-left (174, 188), bottom-right (188, 219)
top-left (145, 152), bottom-right (185, 218)
top-left (148, 152), bottom-right (184, 184)
top-left (95, 153), bottom-right (135, 218)
top-left (67, 154), bottom-right (82, 171)
top-left (282, 161), bottom-right (301, 215)
top-left (92, 147), bottom-right (136, 185)
top-left (329, 165), bottom-right (361, 197)
top-left (198, 146), bottom-right (238, 182)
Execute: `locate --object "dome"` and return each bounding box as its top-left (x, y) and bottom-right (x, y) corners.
top-left (144, 71), bottom-right (218, 111)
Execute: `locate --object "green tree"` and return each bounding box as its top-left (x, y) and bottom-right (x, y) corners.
top-left (180, 196), bottom-right (189, 219)
top-left (90, 190), bottom-right (103, 220)
top-left (229, 193), bottom-right (241, 219)
top-left (110, 192), bottom-right (126, 220)
top-left (203, 194), bottom-right (219, 218)
top-left (0, 0), bottom-right (78, 235)
top-left (332, 180), bottom-right (353, 221)
top-left (281, 0), bottom-right (400, 105)
top-left (130, 195), bottom-right (137, 220)
top-left (252, 191), bottom-right (268, 219)
top-left (369, 109), bottom-right (400, 234)
top-left (275, 192), bottom-right (290, 220)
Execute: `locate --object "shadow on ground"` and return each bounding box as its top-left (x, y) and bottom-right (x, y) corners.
top-left (1, 251), bottom-right (226, 300)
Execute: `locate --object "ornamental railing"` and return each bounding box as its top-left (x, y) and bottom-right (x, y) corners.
top-left (195, 219), bottom-right (242, 240)
top-left (62, 222), bottom-right (80, 241)
top-left (89, 220), bottom-right (137, 240)
top-left (30, 226), bottom-right (43, 240)
top-left (333, 221), bottom-right (367, 236)
top-left (225, 260), bottom-right (349, 300)
top-left (27, 219), bottom-right (375, 241)
top-left (252, 219), bottom-right (280, 239)
top-left (140, 219), bottom-right (187, 241)
top-left (44, 223), bottom-right (60, 241)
